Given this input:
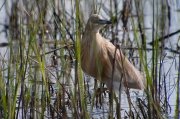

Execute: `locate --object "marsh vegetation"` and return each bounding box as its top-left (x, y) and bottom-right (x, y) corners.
top-left (0, 0), bottom-right (179, 118)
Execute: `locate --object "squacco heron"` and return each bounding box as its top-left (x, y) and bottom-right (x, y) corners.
top-left (81, 14), bottom-right (143, 91)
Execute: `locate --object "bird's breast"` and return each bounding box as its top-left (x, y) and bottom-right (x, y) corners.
top-left (81, 37), bottom-right (104, 79)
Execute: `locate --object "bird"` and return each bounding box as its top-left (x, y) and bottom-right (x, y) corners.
top-left (80, 14), bottom-right (144, 91)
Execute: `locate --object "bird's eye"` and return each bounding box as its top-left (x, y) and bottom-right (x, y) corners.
top-left (91, 18), bottom-right (97, 23)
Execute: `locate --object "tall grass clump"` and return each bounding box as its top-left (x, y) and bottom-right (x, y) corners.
top-left (131, 0), bottom-right (178, 118)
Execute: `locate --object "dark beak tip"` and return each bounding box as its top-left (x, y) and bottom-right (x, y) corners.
top-left (99, 19), bottom-right (112, 24)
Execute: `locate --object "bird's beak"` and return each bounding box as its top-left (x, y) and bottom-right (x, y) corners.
top-left (98, 19), bottom-right (112, 24)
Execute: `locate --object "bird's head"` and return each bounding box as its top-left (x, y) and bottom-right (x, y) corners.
top-left (86, 14), bottom-right (112, 32)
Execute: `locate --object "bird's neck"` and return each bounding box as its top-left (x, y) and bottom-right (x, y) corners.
top-left (81, 30), bottom-right (103, 53)
top-left (93, 32), bottom-right (102, 44)
top-left (82, 29), bottom-right (100, 42)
